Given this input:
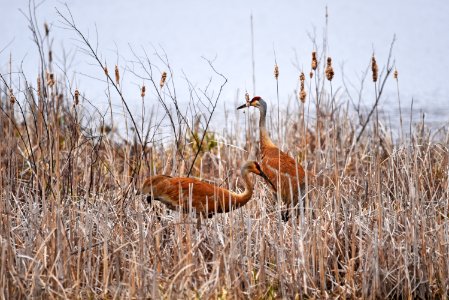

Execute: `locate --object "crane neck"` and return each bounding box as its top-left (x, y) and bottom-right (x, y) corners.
top-left (234, 167), bottom-right (254, 205)
top-left (258, 99), bottom-right (275, 148)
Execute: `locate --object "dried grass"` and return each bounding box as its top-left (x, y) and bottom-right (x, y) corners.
top-left (0, 6), bottom-right (448, 300)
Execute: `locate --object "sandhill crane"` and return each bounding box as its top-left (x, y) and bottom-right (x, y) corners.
top-left (142, 161), bottom-right (274, 226)
top-left (237, 96), bottom-right (307, 221)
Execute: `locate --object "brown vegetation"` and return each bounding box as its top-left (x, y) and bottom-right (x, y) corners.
top-left (0, 5), bottom-right (448, 299)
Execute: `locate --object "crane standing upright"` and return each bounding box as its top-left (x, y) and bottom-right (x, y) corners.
top-left (238, 96), bottom-right (307, 221)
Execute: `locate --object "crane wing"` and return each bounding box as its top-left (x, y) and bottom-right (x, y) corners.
top-left (261, 147), bottom-right (305, 182)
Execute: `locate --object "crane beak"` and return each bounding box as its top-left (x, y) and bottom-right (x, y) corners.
top-left (237, 103), bottom-right (248, 110)
top-left (259, 171), bottom-right (276, 190)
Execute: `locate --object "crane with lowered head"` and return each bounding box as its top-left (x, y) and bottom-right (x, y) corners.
top-left (142, 161), bottom-right (275, 227)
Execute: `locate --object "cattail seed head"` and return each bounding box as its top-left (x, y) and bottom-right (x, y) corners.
top-left (74, 89), bottom-right (80, 105)
top-left (245, 91), bottom-right (250, 103)
top-left (325, 57), bottom-right (334, 81)
top-left (104, 65), bottom-right (108, 76)
top-left (160, 71), bottom-right (167, 89)
top-left (47, 72), bottom-right (55, 87)
top-left (48, 50), bottom-right (52, 63)
top-left (9, 89), bottom-right (16, 105)
top-left (274, 64), bottom-right (279, 80)
top-left (394, 68), bottom-right (398, 80)
top-left (44, 22), bottom-right (49, 37)
top-left (141, 85), bottom-right (146, 98)
top-left (49, 73), bottom-right (55, 86)
top-left (299, 90), bottom-right (307, 103)
top-left (371, 55), bottom-right (378, 82)
top-left (115, 65), bottom-right (120, 85)
top-left (37, 76), bottom-right (42, 98)
top-left (310, 71), bottom-right (313, 79)
top-left (311, 51), bottom-right (318, 70)
top-left (299, 72), bottom-right (307, 103)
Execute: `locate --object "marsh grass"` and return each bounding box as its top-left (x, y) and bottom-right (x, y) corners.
top-left (1, 6), bottom-right (449, 300)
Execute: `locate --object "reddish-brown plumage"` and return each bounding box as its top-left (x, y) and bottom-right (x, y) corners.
top-left (238, 96), bottom-right (307, 220)
top-left (142, 161), bottom-right (272, 218)
top-left (260, 146), bottom-right (306, 203)
top-left (251, 96), bottom-right (262, 103)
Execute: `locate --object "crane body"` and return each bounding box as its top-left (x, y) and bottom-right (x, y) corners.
top-left (238, 96), bottom-right (307, 220)
top-left (142, 161), bottom-right (273, 219)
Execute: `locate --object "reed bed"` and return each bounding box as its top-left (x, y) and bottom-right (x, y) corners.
top-left (1, 7), bottom-right (449, 300)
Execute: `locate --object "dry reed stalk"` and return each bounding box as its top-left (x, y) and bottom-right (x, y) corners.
top-left (394, 67), bottom-right (405, 142)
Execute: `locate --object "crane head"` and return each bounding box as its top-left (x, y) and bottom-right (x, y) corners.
top-left (237, 96), bottom-right (263, 110)
top-left (245, 161), bottom-right (276, 190)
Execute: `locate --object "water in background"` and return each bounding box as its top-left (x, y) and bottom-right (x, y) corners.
top-left (1, 0), bottom-right (448, 136)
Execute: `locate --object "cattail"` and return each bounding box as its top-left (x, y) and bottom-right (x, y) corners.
top-left (160, 71), bottom-right (167, 88)
top-left (274, 64), bottom-right (279, 80)
top-left (394, 68), bottom-right (398, 80)
top-left (44, 22), bottom-right (49, 37)
top-left (9, 89), bottom-right (16, 105)
top-left (299, 72), bottom-right (306, 103)
top-left (101, 125), bottom-right (112, 134)
top-left (245, 91), bottom-right (250, 103)
top-left (311, 51), bottom-right (318, 70)
top-left (115, 65), bottom-right (120, 85)
top-left (37, 76), bottom-right (42, 99)
top-left (309, 71), bottom-right (313, 79)
top-left (371, 55), bottom-right (378, 82)
top-left (74, 89), bottom-right (80, 105)
top-left (141, 84), bottom-right (146, 98)
top-left (47, 72), bottom-right (55, 87)
top-left (48, 50), bottom-right (52, 63)
top-left (299, 90), bottom-right (307, 103)
top-left (104, 65), bottom-right (108, 76)
top-left (49, 73), bottom-right (55, 87)
top-left (325, 57), bottom-right (334, 81)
